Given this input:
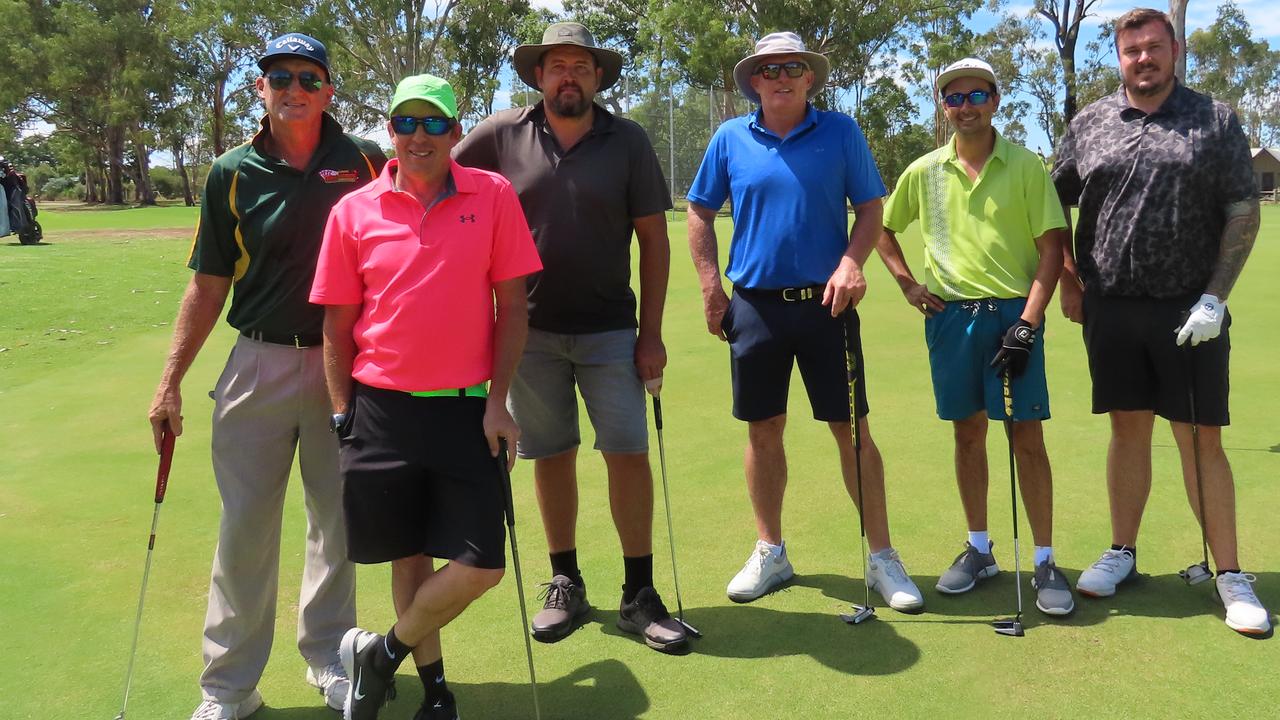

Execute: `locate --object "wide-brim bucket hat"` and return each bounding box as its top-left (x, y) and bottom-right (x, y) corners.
top-left (733, 31), bottom-right (829, 104)
top-left (513, 22), bottom-right (624, 91)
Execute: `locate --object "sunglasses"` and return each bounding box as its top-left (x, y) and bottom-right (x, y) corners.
top-left (390, 115), bottom-right (456, 136)
top-left (264, 69), bottom-right (326, 93)
top-left (942, 89), bottom-right (992, 108)
top-left (753, 61), bottom-right (809, 80)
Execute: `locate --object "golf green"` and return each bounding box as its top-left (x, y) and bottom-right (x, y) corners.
top-left (1, 205), bottom-right (1275, 718)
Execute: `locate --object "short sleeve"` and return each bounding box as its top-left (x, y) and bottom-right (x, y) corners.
top-left (489, 180), bottom-right (543, 283)
top-left (843, 117), bottom-right (887, 205)
top-left (627, 129), bottom-right (673, 218)
top-left (453, 118), bottom-right (501, 172)
top-left (882, 165), bottom-right (920, 234)
top-left (686, 126), bottom-right (730, 211)
top-left (1216, 108), bottom-right (1256, 205)
top-left (1027, 160), bottom-right (1068, 237)
top-left (309, 202), bottom-right (364, 305)
top-left (1051, 123), bottom-right (1082, 206)
top-left (187, 164), bottom-right (239, 277)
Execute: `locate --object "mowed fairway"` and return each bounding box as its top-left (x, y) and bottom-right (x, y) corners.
top-left (1, 205), bottom-right (1276, 719)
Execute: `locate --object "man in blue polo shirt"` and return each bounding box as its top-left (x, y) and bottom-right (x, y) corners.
top-left (687, 32), bottom-right (923, 611)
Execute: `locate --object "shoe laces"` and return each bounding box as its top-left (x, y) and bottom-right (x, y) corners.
top-left (311, 661), bottom-right (347, 690)
top-left (191, 700), bottom-right (232, 720)
top-left (1218, 573), bottom-right (1261, 604)
top-left (1089, 549), bottom-right (1131, 574)
top-left (877, 550), bottom-right (909, 584)
top-left (628, 587), bottom-right (672, 623)
top-left (744, 542), bottom-right (773, 574)
top-left (537, 579), bottom-right (573, 610)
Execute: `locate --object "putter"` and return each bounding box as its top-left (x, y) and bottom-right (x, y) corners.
top-left (497, 439), bottom-right (542, 720)
top-left (1178, 346), bottom-right (1213, 586)
top-left (992, 370), bottom-right (1025, 637)
top-left (115, 426), bottom-right (176, 720)
top-left (648, 383), bottom-right (703, 638)
top-left (839, 313), bottom-right (875, 625)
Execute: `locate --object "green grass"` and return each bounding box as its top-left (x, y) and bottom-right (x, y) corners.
top-left (1, 205), bottom-right (1277, 719)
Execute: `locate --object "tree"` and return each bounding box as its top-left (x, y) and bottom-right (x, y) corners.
top-left (1170, 0), bottom-right (1189, 81)
top-left (1035, 0), bottom-right (1103, 127)
top-left (1187, 1), bottom-right (1280, 145)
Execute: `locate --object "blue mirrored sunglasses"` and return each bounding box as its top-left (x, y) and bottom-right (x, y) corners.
top-left (943, 90), bottom-right (992, 108)
top-left (390, 116), bottom-right (455, 136)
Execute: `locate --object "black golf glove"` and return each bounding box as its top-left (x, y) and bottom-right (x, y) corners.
top-left (991, 319), bottom-right (1035, 378)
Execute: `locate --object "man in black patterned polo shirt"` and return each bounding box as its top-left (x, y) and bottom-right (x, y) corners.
top-left (1052, 7), bottom-right (1267, 635)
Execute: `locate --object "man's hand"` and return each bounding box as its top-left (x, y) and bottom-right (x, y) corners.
top-left (904, 283), bottom-right (945, 317)
top-left (1059, 277), bottom-right (1084, 324)
top-left (148, 381), bottom-right (183, 453)
top-left (990, 319), bottom-right (1036, 378)
top-left (483, 399), bottom-right (520, 471)
top-left (822, 257), bottom-right (867, 316)
top-left (1176, 294), bottom-right (1225, 346)
top-left (702, 286), bottom-right (731, 340)
top-left (634, 332), bottom-right (667, 382)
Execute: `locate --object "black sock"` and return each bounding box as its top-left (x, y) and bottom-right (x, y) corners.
top-left (374, 626), bottom-right (413, 675)
top-left (1218, 568), bottom-right (1240, 575)
top-left (417, 658), bottom-right (449, 705)
top-left (622, 554), bottom-right (654, 603)
top-left (549, 549), bottom-right (582, 585)
top-left (1110, 544), bottom-right (1137, 559)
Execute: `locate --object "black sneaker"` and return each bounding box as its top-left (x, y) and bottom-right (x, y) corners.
top-left (339, 628), bottom-right (397, 720)
top-left (617, 586), bottom-right (689, 654)
top-left (531, 574), bottom-right (590, 642)
top-left (412, 690), bottom-right (459, 720)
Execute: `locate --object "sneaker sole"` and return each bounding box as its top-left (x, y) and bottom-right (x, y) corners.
top-left (867, 578), bottom-right (925, 612)
top-left (727, 565), bottom-right (794, 603)
top-left (1225, 619), bottom-right (1272, 635)
top-left (530, 604), bottom-right (592, 643)
top-left (935, 564), bottom-right (999, 594)
top-left (615, 618), bottom-right (690, 654)
top-left (1035, 599), bottom-right (1076, 616)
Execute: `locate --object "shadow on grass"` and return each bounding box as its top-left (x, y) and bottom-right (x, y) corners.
top-left (5, 241), bottom-right (52, 246)
top-left (800, 570), bottom-right (1278, 636)
top-left (252, 659), bottom-right (649, 720)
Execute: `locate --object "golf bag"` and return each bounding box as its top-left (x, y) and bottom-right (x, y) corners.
top-left (1, 162), bottom-right (42, 245)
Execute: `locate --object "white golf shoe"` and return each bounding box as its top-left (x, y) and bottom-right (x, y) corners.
top-left (867, 549), bottom-right (925, 612)
top-left (1216, 572), bottom-right (1272, 635)
top-left (190, 689), bottom-right (263, 720)
top-left (726, 539), bottom-right (794, 602)
top-left (307, 660), bottom-right (350, 711)
top-left (1076, 548), bottom-right (1137, 597)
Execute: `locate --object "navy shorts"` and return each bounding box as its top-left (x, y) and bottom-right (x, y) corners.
top-left (1082, 290), bottom-right (1230, 426)
top-left (722, 286), bottom-right (870, 423)
top-left (339, 382), bottom-right (506, 568)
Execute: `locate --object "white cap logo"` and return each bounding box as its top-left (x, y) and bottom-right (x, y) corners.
top-left (275, 35), bottom-right (315, 52)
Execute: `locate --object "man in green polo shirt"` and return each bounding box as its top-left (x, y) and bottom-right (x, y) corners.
top-left (147, 32), bottom-right (386, 719)
top-left (873, 58), bottom-right (1074, 617)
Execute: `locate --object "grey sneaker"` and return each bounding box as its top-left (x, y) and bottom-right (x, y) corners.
top-left (1032, 560), bottom-right (1076, 616)
top-left (531, 575), bottom-right (590, 642)
top-left (936, 542), bottom-right (999, 594)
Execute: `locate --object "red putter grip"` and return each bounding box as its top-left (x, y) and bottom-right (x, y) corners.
top-left (154, 428), bottom-right (175, 504)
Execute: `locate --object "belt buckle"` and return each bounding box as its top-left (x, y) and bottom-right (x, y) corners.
top-left (782, 287), bottom-right (813, 302)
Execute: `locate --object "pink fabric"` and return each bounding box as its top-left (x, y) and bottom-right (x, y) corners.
top-left (311, 159), bottom-right (541, 391)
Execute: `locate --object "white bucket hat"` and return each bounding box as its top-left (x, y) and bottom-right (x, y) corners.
top-left (733, 32), bottom-right (830, 104)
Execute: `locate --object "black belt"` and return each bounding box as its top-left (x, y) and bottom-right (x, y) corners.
top-left (733, 284), bottom-right (824, 302)
top-left (241, 330), bottom-right (323, 348)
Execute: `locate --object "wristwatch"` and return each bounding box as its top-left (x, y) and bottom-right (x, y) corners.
top-left (329, 412), bottom-right (348, 434)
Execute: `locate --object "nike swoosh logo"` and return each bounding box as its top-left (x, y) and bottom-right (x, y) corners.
top-left (435, 675), bottom-right (444, 683)
top-left (353, 670), bottom-right (365, 700)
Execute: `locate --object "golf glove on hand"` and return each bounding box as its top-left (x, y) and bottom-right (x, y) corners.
top-left (990, 319), bottom-right (1035, 378)
top-left (1176, 294), bottom-right (1225, 346)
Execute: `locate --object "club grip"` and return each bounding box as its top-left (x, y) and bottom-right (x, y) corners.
top-left (154, 428), bottom-right (175, 504)
top-left (652, 395), bottom-right (663, 431)
top-left (497, 438), bottom-right (515, 526)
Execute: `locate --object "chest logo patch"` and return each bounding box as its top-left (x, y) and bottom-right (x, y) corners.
top-left (459, 214), bottom-right (477, 223)
top-left (319, 169), bottom-right (360, 184)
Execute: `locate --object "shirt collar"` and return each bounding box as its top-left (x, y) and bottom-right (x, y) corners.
top-left (748, 103), bottom-right (818, 139)
top-left (528, 100), bottom-right (616, 136)
top-left (1114, 79), bottom-right (1191, 119)
top-left (942, 129), bottom-right (1008, 166)
top-left (368, 158), bottom-right (475, 199)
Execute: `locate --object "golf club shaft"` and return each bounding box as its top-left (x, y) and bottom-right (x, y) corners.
top-left (1002, 371), bottom-right (1023, 620)
top-left (497, 440), bottom-right (541, 720)
top-left (652, 396), bottom-right (689, 622)
top-left (843, 314), bottom-right (872, 611)
top-left (117, 428), bottom-right (175, 720)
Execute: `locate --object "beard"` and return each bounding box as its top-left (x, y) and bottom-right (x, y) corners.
top-left (1127, 64), bottom-right (1172, 97)
top-left (547, 84), bottom-right (592, 118)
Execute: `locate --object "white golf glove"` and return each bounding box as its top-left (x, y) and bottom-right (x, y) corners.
top-left (1175, 294), bottom-right (1225, 346)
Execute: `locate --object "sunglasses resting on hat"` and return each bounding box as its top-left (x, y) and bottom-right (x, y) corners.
top-left (264, 69), bottom-right (326, 93)
top-left (753, 61), bottom-right (809, 80)
top-left (942, 89), bottom-right (992, 108)
top-left (390, 116), bottom-right (456, 136)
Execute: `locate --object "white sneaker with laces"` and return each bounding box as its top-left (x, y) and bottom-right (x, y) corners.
top-left (1076, 548), bottom-right (1136, 597)
top-left (307, 660), bottom-right (350, 711)
top-left (1216, 572), bottom-right (1272, 635)
top-left (190, 689), bottom-right (264, 720)
top-left (726, 539), bottom-right (794, 602)
top-left (866, 549), bottom-right (924, 611)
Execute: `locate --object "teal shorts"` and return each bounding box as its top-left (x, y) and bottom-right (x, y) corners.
top-left (924, 298), bottom-right (1050, 422)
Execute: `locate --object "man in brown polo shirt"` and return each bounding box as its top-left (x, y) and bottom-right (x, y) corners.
top-left (453, 22), bottom-right (686, 653)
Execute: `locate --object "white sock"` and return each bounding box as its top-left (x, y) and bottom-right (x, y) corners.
top-left (1034, 546), bottom-right (1054, 566)
top-left (766, 540), bottom-right (784, 558)
top-left (967, 531), bottom-right (990, 552)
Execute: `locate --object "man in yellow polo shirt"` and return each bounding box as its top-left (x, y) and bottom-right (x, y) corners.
top-left (875, 58), bottom-right (1073, 616)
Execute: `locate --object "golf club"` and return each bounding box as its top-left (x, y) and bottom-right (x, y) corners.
top-left (497, 439), bottom-right (542, 720)
top-left (839, 312), bottom-right (875, 625)
top-left (115, 426), bottom-right (176, 720)
top-left (1178, 346), bottom-right (1213, 586)
top-left (992, 369), bottom-right (1025, 637)
top-left (647, 378), bottom-right (703, 638)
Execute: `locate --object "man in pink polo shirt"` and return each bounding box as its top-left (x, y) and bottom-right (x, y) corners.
top-left (310, 74), bottom-right (541, 720)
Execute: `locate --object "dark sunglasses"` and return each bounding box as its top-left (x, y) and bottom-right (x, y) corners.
top-left (754, 61), bottom-right (809, 80)
top-left (390, 115), bottom-right (456, 136)
top-left (264, 69), bottom-right (326, 93)
top-left (942, 89), bottom-right (992, 108)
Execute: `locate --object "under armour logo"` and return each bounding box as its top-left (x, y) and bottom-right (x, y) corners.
top-left (459, 214), bottom-right (476, 223)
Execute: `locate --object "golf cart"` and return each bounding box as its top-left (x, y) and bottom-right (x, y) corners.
top-left (1, 156), bottom-right (43, 245)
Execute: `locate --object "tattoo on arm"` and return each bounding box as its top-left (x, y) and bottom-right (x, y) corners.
top-left (1206, 199), bottom-right (1260, 301)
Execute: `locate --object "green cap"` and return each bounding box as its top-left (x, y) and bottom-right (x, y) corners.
top-left (388, 74), bottom-right (458, 118)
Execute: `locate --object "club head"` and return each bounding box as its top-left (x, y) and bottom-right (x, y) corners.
top-left (992, 617), bottom-right (1024, 637)
top-left (840, 605), bottom-right (876, 625)
top-left (678, 618), bottom-right (703, 638)
top-left (1179, 562), bottom-right (1213, 585)
top-left (114, 714), bottom-right (126, 720)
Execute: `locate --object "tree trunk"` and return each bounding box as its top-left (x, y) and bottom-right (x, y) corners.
top-left (133, 134), bottom-right (157, 205)
top-left (82, 159), bottom-right (97, 203)
top-left (213, 76), bottom-right (228, 157)
top-left (1170, 0), bottom-right (1188, 82)
top-left (172, 137), bottom-right (195, 206)
top-left (105, 125), bottom-right (126, 205)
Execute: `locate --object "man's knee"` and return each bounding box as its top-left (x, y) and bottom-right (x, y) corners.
top-left (952, 413), bottom-right (987, 450)
top-left (454, 565), bottom-right (505, 598)
top-left (748, 415), bottom-right (786, 446)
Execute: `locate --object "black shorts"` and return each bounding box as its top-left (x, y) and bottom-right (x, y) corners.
top-left (1082, 290), bottom-right (1230, 425)
top-left (339, 382), bottom-right (506, 568)
top-left (722, 286), bottom-right (870, 423)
